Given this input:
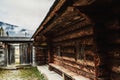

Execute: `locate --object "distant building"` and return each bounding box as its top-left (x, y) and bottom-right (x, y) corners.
top-left (0, 27), bottom-right (9, 66)
top-left (0, 27), bottom-right (4, 36)
top-left (0, 26), bottom-right (9, 37)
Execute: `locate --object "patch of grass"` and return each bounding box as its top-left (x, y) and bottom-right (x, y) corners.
top-left (0, 66), bottom-right (46, 80)
top-left (20, 67), bottom-right (46, 80)
top-left (0, 69), bottom-right (10, 78)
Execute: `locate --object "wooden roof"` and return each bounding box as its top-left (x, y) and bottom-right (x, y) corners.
top-left (32, 0), bottom-right (66, 38)
top-left (0, 37), bottom-right (33, 43)
top-left (32, 0), bottom-right (117, 38)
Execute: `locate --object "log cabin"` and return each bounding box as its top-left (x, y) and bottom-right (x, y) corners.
top-left (32, 0), bottom-right (120, 80)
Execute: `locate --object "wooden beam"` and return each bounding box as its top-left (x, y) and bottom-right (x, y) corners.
top-left (73, 0), bottom-right (95, 6)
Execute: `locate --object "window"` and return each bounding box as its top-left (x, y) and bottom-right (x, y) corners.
top-left (76, 42), bottom-right (85, 60)
top-left (57, 46), bottom-right (61, 56)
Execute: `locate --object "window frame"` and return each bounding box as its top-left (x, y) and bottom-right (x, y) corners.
top-left (75, 42), bottom-right (85, 61)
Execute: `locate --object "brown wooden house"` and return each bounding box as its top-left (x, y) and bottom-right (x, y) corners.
top-left (32, 0), bottom-right (120, 80)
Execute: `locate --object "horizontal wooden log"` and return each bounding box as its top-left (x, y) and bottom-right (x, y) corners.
top-left (53, 27), bottom-right (94, 42)
top-left (36, 58), bottom-right (46, 61)
top-left (63, 63), bottom-right (95, 79)
top-left (54, 36), bottom-right (94, 47)
top-left (61, 55), bottom-right (73, 62)
top-left (36, 54), bottom-right (45, 56)
top-left (62, 61), bottom-right (95, 75)
top-left (61, 50), bottom-right (75, 54)
top-left (53, 56), bottom-right (63, 65)
top-left (54, 58), bottom-right (62, 62)
top-left (54, 41), bottom-right (75, 47)
top-left (97, 77), bottom-right (110, 80)
top-left (96, 67), bottom-right (109, 77)
top-left (46, 18), bottom-right (87, 37)
top-left (43, 6), bottom-right (81, 34)
top-left (54, 55), bottom-right (63, 60)
top-left (54, 61), bottom-right (62, 65)
top-left (106, 19), bottom-right (120, 30)
top-left (108, 49), bottom-right (120, 59)
top-left (112, 65), bottom-right (120, 73)
top-left (33, 41), bottom-right (41, 44)
top-left (54, 59), bottom-right (63, 65)
top-left (34, 35), bottom-right (46, 42)
top-left (36, 51), bottom-right (45, 55)
top-left (33, 42), bottom-right (45, 46)
top-left (110, 72), bottom-right (120, 80)
top-left (53, 56), bottom-right (62, 63)
top-left (61, 56), bottom-right (76, 62)
top-left (62, 60), bottom-right (80, 69)
top-left (56, 56), bottom-right (96, 67)
top-left (73, 0), bottom-right (95, 6)
top-left (61, 59), bottom-right (96, 75)
top-left (77, 60), bottom-right (95, 67)
top-left (36, 54), bottom-right (46, 57)
top-left (61, 53), bottom-right (75, 59)
top-left (84, 50), bottom-right (95, 56)
top-left (53, 20), bottom-right (92, 37)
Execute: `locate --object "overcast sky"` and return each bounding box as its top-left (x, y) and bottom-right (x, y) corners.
top-left (0, 0), bottom-right (55, 37)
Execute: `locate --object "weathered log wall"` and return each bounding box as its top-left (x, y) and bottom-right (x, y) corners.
top-left (35, 47), bottom-right (48, 65)
top-left (45, 6), bottom-right (98, 80)
top-left (33, 0), bottom-right (120, 80)
top-left (106, 19), bottom-right (120, 80)
top-left (34, 35), bottom-right (48, 65)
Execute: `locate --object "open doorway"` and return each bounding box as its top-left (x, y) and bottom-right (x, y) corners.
top-left (7, 43), bottom-right (33, 66)
top-left (15, 45), bottom-right (20, 64)
top-left (8, 44), bottom-right (20, 65)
